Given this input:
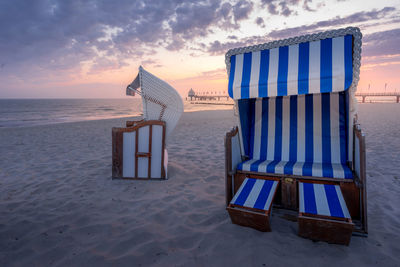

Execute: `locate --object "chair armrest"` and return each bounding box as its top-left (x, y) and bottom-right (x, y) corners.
top-left (225, 126), bottom-right (242, 206)
top-left (353, 123), bottom-right (368, 234)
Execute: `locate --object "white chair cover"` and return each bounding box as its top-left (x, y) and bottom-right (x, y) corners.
top-left (126, 66), bottom-right (183, 140)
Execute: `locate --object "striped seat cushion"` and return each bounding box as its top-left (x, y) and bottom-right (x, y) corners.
top-left (238, 159), bottom-right (352, 179)
top-left (299, 182), bottom-right (351, 219)
top-left (230, 178), bottom-right (278, 211)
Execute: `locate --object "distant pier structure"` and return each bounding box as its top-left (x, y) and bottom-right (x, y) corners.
top-left (355, 92), bottom-right (400, 103)
top-left (187, 88), bottom-right (230, 101)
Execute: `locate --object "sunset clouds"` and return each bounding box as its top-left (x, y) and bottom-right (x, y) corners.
top-left (0, 0), bottom-right (399, 98)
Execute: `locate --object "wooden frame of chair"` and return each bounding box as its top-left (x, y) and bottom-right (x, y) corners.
top-left (112, 120), bottom-right (166, 180)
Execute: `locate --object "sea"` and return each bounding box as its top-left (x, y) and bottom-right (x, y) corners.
top-left (0, 98), bottom-right (143, 128)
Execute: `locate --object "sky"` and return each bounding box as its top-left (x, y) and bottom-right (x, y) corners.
top-left (0, 0), bottom-right (399, 98)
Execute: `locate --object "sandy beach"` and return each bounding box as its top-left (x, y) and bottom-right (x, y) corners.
top-left (1, 104), bottom-right (400, 266)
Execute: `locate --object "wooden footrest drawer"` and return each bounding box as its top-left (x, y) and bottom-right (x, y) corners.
top-left (227, 178), bottom-right (279, 232)
top-left (298, 182), bottom-right (354, 245)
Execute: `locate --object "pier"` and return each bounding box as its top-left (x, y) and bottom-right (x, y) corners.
top-left (187, 89), bottom-right (230, 101)
top-left (355, 92), bottom-right (400, 103)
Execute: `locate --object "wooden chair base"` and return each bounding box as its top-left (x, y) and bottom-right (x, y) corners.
top-left (227, 206), bottom-right (271, 232)
top-left (298, 215), bottom-right (354, 245)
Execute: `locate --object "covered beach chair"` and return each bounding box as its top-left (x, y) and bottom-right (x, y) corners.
top-left (224, 27), bottom-right (367, 245)
top-left (112, 66), bottom-right (183, 179)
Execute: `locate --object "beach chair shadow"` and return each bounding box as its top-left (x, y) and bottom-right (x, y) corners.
top-left (112, 66), bottom-right (183, 180)
top-left (224, 27), bottom-right (367, 245)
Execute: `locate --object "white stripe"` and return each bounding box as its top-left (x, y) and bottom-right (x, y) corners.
top-left (257, 160), bottom-right (273, 172)
top-left (138, 126), bottom-right (150, 178)
top-left (151, 125), bottom-right (163, 178)
top-left (274, 160), bottom-right (287, 174)
top-left (331, 163), bottom-right (345, 179)
top-left (335, 185), bottom-right (351, 218)
top-left (253, 98), bottom-right (263, 159)
top-left (240, 158), bottom-right (258, 171)
top-left (309, 40), bottom-right (321, 94)
top-left (138, 126), bottom-right (149, 153)
top-left (249, 51), bottom-right (261, 98)
top-left (332, 37), bottom-right (345, 92)
top-left (281, 96), bottom-right (291, 161)
top-left (292, 161), bottom-right (305, 176)
top-left (297, 95), bottom-right (306, 162)
top-left (299, 182), bottom-right (305, 213)
top-left (314, 183), bottom-right (331, 216)
top-left (311, 162), bottom-right (323, 177)
top-left (122, 131), bottom-right (136, 177)
top-left (268, 48), bottom-right (279, 97)
top-left (230, 178), bottom-right (249, 204)
top-left (313, 94), bottom-right (322, 162)
top-left (264, 181), bottom-right (278, 210)
top-left (243, 179), bottom-right (265, 208)
top-left (233, 54), bottom-right (244, 99)
top-left (267, 98), bottom-right (276, 160)
top-left (330, 93), bottom-right (341, 164)
top-left (287, 44), bottom-right (299, 95)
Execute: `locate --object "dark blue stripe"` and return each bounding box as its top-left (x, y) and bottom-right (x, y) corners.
top-left (277, 46), bottom-right (288, 96)
top-left (343, 163), bottom-right (353, 179)
top-left (234, 178), bottom-right (256, 206)
top-left (305, 94), bottom-right (313, 162)
top-left (241, 52), bottom-right (252, 99)
top-left (274, 97), bottom-right (283, 160)
top-left (289, 95), bottom-right (298, 162)
top-left (303, 183), bottom-right (317, 215)
top-left (259, 98), bottom-right (269, 160)
top-left (298, 42), bottom-right (309, 95)
top-left (302, 162), bottom-right (313, 176)
top-left (344, 35), bottom-right (353, 90)
top-left (259, 50), bottom-right (270, 98)
top-left (250, 159), bottom-right (264, 172)
top-left (238, 99), bottom-right (252, 157)
top-left (324, 184), bottom-right (345, 218)
top-left (320, 38), bottom-right (332, 93)
top-left (322, 163), bottom-right (333, 178)
top-left (284, 161), bottom-right (296, 175)
top-left (248, 99), bottom-right (256, 158)
top-left (228, 55), bottom-right (236, 98)
top-left (339, 92), bottom-right (347, 164)
top-left (321, 93), bottom-right (331, 164)
top-left (266, 160), bottom-right (281, 173)
top-left (253, 180), bottom-right (274, 210)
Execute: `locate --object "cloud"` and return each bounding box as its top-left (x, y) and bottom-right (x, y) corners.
top-left (267, 7), bottom-right (396, 39)
top-left (261, 0), bottom-right (306, 17)
top-left (0, 0), bottom-right (255, 74)
top-left (205, 6), bottom-right (398, 55)
top-left (255, 17), bottom-right (265, 27)
top-left (363, 28), bottom-right (400, 57)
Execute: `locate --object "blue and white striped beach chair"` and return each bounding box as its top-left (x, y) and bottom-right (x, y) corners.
top-left (224, 27), bottom-right (367, 242)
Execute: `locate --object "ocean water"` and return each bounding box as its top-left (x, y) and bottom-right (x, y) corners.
top-left (0, 98), bottom-right (142, 128)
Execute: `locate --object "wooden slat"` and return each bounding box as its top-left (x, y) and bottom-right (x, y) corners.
top-left (135, 125), bottom-right (139, 178)
top-left (112, 128), bottom-right (123, 178)
top-left (148, 124), bottom-right (152, 179)
top-left (225, 127), bottom-right (238, 206)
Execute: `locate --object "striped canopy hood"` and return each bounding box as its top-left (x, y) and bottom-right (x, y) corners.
top-left (226, 27), bottom-right (361, 100)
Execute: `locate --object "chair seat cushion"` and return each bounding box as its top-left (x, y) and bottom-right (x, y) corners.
top-left (299, 182), bottom-right (351, 219)
top-left (237, 159), bottom-right (353, 179)
top-left (230, 178), bottom-right (279, 212)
